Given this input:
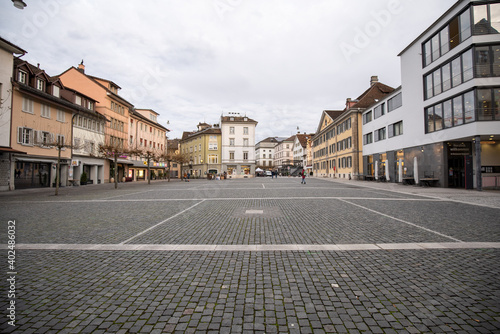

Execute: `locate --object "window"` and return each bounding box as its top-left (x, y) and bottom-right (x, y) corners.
top-left (363, 133), bottom-right (373, 145)
top-left (363, 111), bottom-right (372, 124)
top-left (229, 152), bottom-right (235, 160)
top-left (388, 93), bottom-right (402, 112)
top-left (433, 69), bottom-right (442, 95)
top-left (426, 106), bottom-right (435, 133)
top-left (453, 95), bottom-right (464, 126)
top-left (209, 143), bottom-right (218, 150)
top-left (442, 63), bottom-right (452, 92)
top-left (22, 97), bottom-right (33, 113)
top-left (451, 57), bottom-right (462, 88)
top-left (57, 134), bottom-right (65, 146)
top-left (243, 138), bottom-right (249, 147)
top-left (229, 127), bottom-right (235, 134)
top-left (17, 127), bottom-right (33, 145)
top-left (41, 104), bottom-right (51, 118)
top-left (229, 138), bottom-right (235, 146)
top-left (243, 152), bottom-right (248, 160)
top-left (443, 100), bottom-right (453, 128)
top-left (462, 49), bottom-right (473, 81)
top-left (41, 131), bottom-right (52, 147)
top-left (208, 155), bottom-right (218, 164)
top-left (36, 78), bottom-right (45, 91)
top-left (53, 86), bottom-right (60, 97)
top-left (374, 104), bottom-right (385, 119)
top-left (56, 109), bottom-right (65, 122)
top-left (88, 101), bottom-right (93, 110)
top-left (464, 90), bottom-right (475, 123)
top-left (243, 127), bottom-right (248, 135)
top-left (18, 70), bottom-right (27, 84)
top-left (388, 121), bottom-right (403, 137)
top-left (377, 128), bottom-right (386, 141)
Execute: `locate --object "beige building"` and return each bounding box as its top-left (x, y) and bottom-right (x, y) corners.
top-left (0, 37), bottom-right (26, 191)
top-left (180, 123), bottom-right (222, 178)
top-left (129, 108), bottom-right (169, 181)
top-left (313, 77), bottom-right (395, 179)
top-left (59, 62), bottom-right (134, 182)
top-left (10, 59), bottom-right (96, 189)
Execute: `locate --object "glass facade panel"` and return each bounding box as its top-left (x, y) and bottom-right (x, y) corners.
top-left (453, 96), bottom-right (464, 126)
top-left (462, 49), bottom-right (474, 81)
top-left (431, 35), bottom-right (440, 62)
top-left (494, 45), bottom-right (500, 76)
top-left (434, 104), bottom-right (443, 131)
top-left (464, 90), bottom-right (475, 123)
top-left (425, 74), bottom-right (433, 100)
top-left (473, 5), bottom-right (489, 34)
top-left (442, 63), bottom-right (452, 91)
top-left (495, 88), bottom-right (500, 120)
top-left (433, 69), bottom-right (442, 95)
top-left (477, 88), bottom-right (492, 121)
top-left (440, 27), bottom-right (449, 55)
top-left (452, 57), bottom-right (462, 87)
top-left (449, 16), bottom-right (460, 49)
top-left (475, 46), bottom-right (491, 77)
top-left (424, 41), bottom-right (432, 67)
top-left (443, 100), bottom-right (453, 128)
top-left (460, 8), bottom-right (472, 41)
top-left (426, 107), bottom-right (435, 133)
top-left (492, 4), bottom-right (500, 32)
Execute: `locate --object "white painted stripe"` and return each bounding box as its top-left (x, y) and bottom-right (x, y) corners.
top-left (119, 200), bottom-right (206, 245)
top-left (3, 242), bottom-right (499, 251)
top-left (338, 198), bottom-right (464, 243)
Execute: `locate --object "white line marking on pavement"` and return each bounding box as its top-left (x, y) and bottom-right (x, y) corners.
top-left (119, 200), bottom-right (206, 245)
top-left (338, 198), bottom-right (463, 243)
top-left (262, 184), bottom-right (265, 189)
top-left (4, 242), bottom-right (499, 251)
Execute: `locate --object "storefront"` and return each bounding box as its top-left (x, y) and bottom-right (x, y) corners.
top-left (14, 156), bottom-right (69, 189)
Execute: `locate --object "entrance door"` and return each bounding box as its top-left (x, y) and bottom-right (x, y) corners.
top-left (448, 157), bottom-right (465, 188)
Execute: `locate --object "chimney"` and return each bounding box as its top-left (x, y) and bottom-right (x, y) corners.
top-left (77, 60), bottom-right (85, 74)
top-left (346, 98), bottom-right (356, 109)
top-left (370, 75), bottom-right (378, 86)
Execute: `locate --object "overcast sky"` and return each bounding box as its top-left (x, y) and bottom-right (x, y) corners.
top-left (1, 0), bottom-right (457, 141)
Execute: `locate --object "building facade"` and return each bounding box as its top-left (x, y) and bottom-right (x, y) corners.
top-left (129, 108), bottom-right (169, 181)
top-left (0, 37), bottom-right (26, 191)
top-left (220, 114), bottom-right (258, 178)
top-left (255, 137), bottom-right (283, 170)
top-left (293, 133), bottom-right (314, 172)
top-left (59, 62), bottom-right (135, 182)
top-left (363, 0), bottom-right (500, 189)
top-left (180, 123), bottom-right (222, 178)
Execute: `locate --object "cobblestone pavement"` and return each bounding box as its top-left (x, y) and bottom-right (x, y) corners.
top-left (0, 177), bottom-right (499, 333)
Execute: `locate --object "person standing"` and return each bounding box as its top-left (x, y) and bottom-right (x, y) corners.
top-left (301, 169), bottom-right (306, 184)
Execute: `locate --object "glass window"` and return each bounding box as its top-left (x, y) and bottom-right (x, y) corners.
top-left (443, 100), bottom-right (453, 128)
top-left (440, 27), bottom-right (450, 55)
top-left (495, 88), bottom-right (500, 120)
top-left (464, 90), bottom-right (475, 123)
top-left (462, 49), bottom-right (474, 82)
top-left (460, 8), bottom-right (472, 41)
top-left (493, 46), bottom-right (500, 76)
top-left (433, 69), bottom-right (442, 95)
top-left (452, 57), bottom-right (462, 87)
top-left (442, 63), bottom-right (452, 91)
top-left (473, 5), bottom-right (489, 35)
top-left (477, 88), bottom-right (492, 121)
top-left (492, 4), bottom-right (500, 33)
top-left (425, 74), bottom-right (433, 99)
top-left (475, 46), bottom-right (491, 77)
top-left (426, 107), bottom-right (435, 133)
top-left (434, 104), bottom-right (443, 131)
top-left (388, 93), bottom-right (402, 111)
top-left (453, 96), bottom-right (464, 126)
top-left (449, 16), bottom-right (460, 50)
top-left (431, 35), bottom-right (440, 62)
top-left (424, 40), bottom-right (432, 67)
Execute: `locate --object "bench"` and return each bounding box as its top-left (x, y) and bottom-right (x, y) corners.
top-left (420, 172), bottom-right (439, 187)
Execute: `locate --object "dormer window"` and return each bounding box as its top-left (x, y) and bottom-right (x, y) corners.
top-left (87, 101), bottom-right (93, 110)
top-left (53, 86), bottom-right (60, 97)
top-left (18, 70), bottom-right (27, 84)
top-left (75, 95), bottom-right (82, 106)
top-left (36, 78), bottom-right (45, 91)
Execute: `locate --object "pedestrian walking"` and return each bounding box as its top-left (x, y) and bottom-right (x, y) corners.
top-left (301, 169), bottom-right (306, 184)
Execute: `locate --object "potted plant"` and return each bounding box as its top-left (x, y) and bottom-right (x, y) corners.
top-left (80, 171), bottom-right (88, 185)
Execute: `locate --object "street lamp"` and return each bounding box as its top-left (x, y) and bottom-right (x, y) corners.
top-left (12, 0), bottom-right (27, 9)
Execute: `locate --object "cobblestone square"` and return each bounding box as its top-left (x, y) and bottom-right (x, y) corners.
top-left (0, 177), bottom-right (499, 333)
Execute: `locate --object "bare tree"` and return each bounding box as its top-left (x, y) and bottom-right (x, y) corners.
top-left (134, 147), bottom-right (161, 185)
top-left (97, 142), bottom-right (137, 189)
top-left (158, 149), bottom-right (189, 182)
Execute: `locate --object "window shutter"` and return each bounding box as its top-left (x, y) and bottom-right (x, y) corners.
top-left (17, 127), bottom-right (22, 144)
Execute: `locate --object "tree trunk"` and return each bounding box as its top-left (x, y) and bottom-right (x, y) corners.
top-left (167, 160), bottom-right (171, 182)
top-left (147, 158), bottom-right (151, 185)
top-left (55, 147), bottom-right (61, 196)
top-left (114, 155), bottom-right (118, 189)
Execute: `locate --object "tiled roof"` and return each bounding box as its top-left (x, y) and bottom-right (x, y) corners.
top-left (351, 82), bottom-right (395, 109)
top-left (325, 110), bottom-right (344, 121)
top-left (295, 133), bottom-right (314, 148)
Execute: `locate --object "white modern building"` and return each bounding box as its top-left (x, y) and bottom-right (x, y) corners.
top-left (220, 113), bottom-right (258, 178)
top-left (362, 0), bottom-right (500, 189)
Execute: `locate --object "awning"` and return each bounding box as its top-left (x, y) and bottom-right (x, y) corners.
top-left (0, 146), bottom-right (26, 154)
top-left (108, 158), bottom-right (134, 165)
top-left (15, 157), bottom-right (65, 164)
